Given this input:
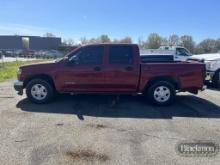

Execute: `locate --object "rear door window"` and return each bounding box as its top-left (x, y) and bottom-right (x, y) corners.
top-left (109, 46), bottom-right (133, 64)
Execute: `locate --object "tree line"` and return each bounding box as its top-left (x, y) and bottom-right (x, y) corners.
top-left (61, 33), bottom-right (220, 54)
top-left (138, 33), bottom-right (220, 54)
top-left (62, 35), bottom-right (132, 46)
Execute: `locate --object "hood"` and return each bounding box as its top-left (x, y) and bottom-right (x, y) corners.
top-left (192, 53), bottom-right (220, 61)
top-left (20, 60), bottom-right (57, 70)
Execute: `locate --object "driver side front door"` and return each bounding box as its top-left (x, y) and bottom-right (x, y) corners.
top-left (57, 46), bottom-right (106, 92)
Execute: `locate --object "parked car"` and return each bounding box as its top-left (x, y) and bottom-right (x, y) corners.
top-left (14, 44), bottom-right (206, 105)
top-left (4, 50), bottom-right (14, 57)
top-left (33, 50), bottom-right (64, 59)
top-left (192, 52), bottom-right (220, 88)
top-left (44, 50), bottom-right (64, 58)
top-left (14, 49), bottom-right (23, 57)
top-left (141, 46), bottom-right (192, 61)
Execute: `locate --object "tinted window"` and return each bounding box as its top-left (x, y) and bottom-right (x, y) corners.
top-left (109, 46), bottom-right (133, 64)
top-left (70, 46), bottom-right (104, 65)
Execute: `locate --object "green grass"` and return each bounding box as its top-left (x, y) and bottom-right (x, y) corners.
top-left (0, 60), bottom-right (47, 81)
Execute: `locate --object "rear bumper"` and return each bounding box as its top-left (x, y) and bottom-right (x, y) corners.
top-left (14, 81), bottom-right (24, 95)
top-left (202, 85), bottom-right (207, 91)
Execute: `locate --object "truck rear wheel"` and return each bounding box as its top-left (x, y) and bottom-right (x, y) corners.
top-left (146, 81), bottom-right (176, 106)
top-left (26, 79), bottom-right (54, 104)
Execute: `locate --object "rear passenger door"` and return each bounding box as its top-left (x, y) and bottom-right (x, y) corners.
top-left (104, 45), bottom-right (140, 92)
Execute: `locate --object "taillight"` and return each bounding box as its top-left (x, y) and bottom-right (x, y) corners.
top-left (202, 64), bottom-right (206, 82)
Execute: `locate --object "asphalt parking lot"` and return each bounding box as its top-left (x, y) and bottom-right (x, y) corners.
top-left (1, 80), bottom-right (220, 165)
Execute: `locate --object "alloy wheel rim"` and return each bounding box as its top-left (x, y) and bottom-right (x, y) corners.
top-left (31, 84), bottom-right (47, 101)
top-left (153, 86), bottom-right (171, 103)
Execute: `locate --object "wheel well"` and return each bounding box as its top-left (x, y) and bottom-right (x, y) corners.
top-left (213, 69), bottom-right (220, 86)
top-left (144, 76), bottom-right (180, 91)
top-left (24, 74), bottom-right (56, 90)
top-left (213, 69), bottom-right (220, 79)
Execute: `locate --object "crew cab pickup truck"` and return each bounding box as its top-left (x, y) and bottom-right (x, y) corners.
top-left (14, 44), bottom-right (206, 105)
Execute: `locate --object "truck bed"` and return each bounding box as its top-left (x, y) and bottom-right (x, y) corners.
top-left (139, 62), bottom-right (205, 92)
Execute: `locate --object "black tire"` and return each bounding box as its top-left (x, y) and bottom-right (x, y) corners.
top-left (146, 81), bottom-right (176, 106)
top-left (26, 79), bottom-right (54, 104)
top-left (213, 70), bottom-right (220, 88)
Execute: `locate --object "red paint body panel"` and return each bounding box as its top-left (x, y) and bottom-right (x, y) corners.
top-left (139, 62), bottom-right (205, 92)
top-left (19, 44), bottom-right (206, 95)
top-left (102, 45), bottom-right (140, 92)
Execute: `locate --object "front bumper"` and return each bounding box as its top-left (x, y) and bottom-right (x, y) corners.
top-left (206, 70), bottom-right (215, 81)
top-left (14, 81), bottom-right (24, 95)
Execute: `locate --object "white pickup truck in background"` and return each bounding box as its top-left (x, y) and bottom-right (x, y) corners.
top-left (140, 46), bottom-right (192, 61)
top-left (140, 46), bottom-right (220, 88)
top-left (192, 51), bottom-right (220, 88)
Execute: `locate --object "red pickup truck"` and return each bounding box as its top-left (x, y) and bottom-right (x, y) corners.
top-left (14, 44), bottom-right (206, 105)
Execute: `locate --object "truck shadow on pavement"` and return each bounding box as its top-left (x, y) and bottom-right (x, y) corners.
top-left (206, 82), bottom-right (220, 91)
top-left (17, 94), bottom-right (220, 120)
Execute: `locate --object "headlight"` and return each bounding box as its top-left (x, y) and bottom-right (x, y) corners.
top-left (206, 60), bottom-right (219, 71)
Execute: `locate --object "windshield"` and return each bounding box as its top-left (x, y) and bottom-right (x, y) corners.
top-left (176, 48), bottom-right (192, 56)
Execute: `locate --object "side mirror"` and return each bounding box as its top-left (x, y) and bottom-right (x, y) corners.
top-left (66, 56), bottom-right (79, 65)
top-left (65, 59), bottom-right (74, 66)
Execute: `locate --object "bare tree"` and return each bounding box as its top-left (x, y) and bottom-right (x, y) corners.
top-left (138, 37), bottom-right (147, 49)
top-left (161, 37), bottom-right (169, 46)
top-left (180, 35), bottom-right (195, 53)
top-left (98, 34), bottom-right (111, 43)
top-left (146, 33), bottom-right (162, 49)
top-left (74, 34), bottom-right (220, 55)
top-left (168, 34), bottom-right (180, 46)
top-left (89, 38), bottom-right (99, 44)
top-left (119, 37), bottom-right (133, 44)
top-left (194, 44), bottom-right (204, 54)
top-left (112, 39), bottom-right (119, 43)
top-left (196, 39), bottom-right (217, 54)
top-left (215, 39), bottom-right (220, 51)
top-left (80, 37), bottom-right (89, 45)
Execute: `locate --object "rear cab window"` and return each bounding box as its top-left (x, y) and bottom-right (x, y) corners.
top-left (109, 46), bottom-right (133, 64)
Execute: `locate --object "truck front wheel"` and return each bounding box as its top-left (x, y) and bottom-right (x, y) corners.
top-left (26, 79), bottom-right (54, 104)
top-left (146, 81), bottom-right (176, 106)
